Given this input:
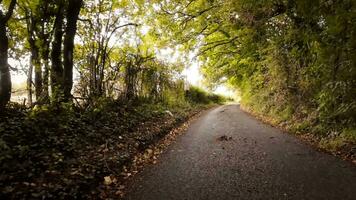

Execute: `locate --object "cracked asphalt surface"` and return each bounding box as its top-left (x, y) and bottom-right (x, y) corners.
top-left (125, 104), bottom-right (356, 200)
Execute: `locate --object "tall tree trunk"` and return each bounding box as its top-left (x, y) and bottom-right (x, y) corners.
top-left (125, 63), bottom-right (136, 100)
top-left (88, 54), bottom-right (96, 97)
top-left (0, 22), bottom-right (12, 109)
top-left (51, 4), bottom-right (64, 100)
top-left (41, 47), bottom-right (50, 103)
top-left (99, 45), bottom-right (108, 96)
top-left (34, 53), bottom-right (42, 101)
top-left (0, 0), bottom-right (16, 110)
top-left (26, 10), bottom-right (43, 103)
top-left (38, 0), bottom-right (50, 104)
top-left (29, 40), bottom-right (42, 102)
top-left (63, 0), bottom-right (83, 101)
top-left (27, 62), bottom-right (33, 106)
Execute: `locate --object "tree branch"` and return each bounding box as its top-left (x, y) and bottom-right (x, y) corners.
top-left (2, 0), bottom-right (17, 23)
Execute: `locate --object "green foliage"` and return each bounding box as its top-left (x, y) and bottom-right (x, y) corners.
top-left (152, 0), bottom-right (356, 147)
top-left (319, 128), bottom-right (356, 151)
top-left (319, 136), bottom-right (345, 151)
top-left (185, 86), bottom-right (210, 104)
top-left (341, 129), bottom-right (356, 144)
top-left (185, 86), bottom-right (227, 104)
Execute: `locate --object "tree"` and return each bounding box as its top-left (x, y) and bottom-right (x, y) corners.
top-left (151, 0), bottom-right (356, 127)
top-left (63, 0), bottom-right (83, 101)
top-left (76, 0), bottom-right (138, 98)
top-left (17, 0), bottom-right (42, 106)
top-left (51, 0), bottom-right (83, 102)
top-left (14, 0), bottom-right (56, 105)
top-left (0, 0), bottom-right (16, 109)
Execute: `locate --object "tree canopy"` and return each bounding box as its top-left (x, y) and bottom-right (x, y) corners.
top-left (0, 0), bottom-right (354, 127)
top-left (147, 0), bottom-right (356, 129)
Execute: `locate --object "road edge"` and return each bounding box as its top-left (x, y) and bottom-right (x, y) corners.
top-left (109, 105), bottom-right (219, 198)
top-left (239, 104), bottom-right (356, 165)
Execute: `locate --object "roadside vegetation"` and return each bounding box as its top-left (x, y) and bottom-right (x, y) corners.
top-left (1, 87), bottom-right (224, 198)
top-left (153, 0), bottom-right (356, 159)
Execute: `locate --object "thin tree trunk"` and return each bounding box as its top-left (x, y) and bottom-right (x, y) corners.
top-left (39, 1), bottom-right (50, 104)
top-left (29, 41), bottom-right (42, 102)
top-left (34, 55), bottom-right (42, 101)
top-left (41, 50), bottom-right (50, 103)
top-left (27, 62), bottom-right (33, 106)
top-left (88, 54), bottom-right (95, 96)
top-left (26, 10), bottom-right (43, 103)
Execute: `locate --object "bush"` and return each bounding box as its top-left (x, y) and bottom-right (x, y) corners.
top-left (185, 86), bottom-right (227, 104)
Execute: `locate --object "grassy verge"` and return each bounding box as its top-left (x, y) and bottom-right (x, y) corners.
top-left (240, 103), bottom-right (356, 164)
top-left (0, 99), bottom-right (215, 199)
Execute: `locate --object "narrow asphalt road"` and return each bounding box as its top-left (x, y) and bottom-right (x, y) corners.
top-left (125, 105), bottom-right (356, 200)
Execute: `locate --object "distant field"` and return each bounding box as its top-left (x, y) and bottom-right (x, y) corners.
top-left (11, 81), bottom-right (28, 104)
top-left (11, 93), bottom-right (27, 104)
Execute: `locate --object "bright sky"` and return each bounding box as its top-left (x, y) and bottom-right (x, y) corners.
top-left (156, 47), bottom-right (203, 86)
top-left (157, 48), bottom-right (234, 96)
top-left (182, 62), bottom-right (203, 86)
top-left (10, 58), bottom-right (27, 85)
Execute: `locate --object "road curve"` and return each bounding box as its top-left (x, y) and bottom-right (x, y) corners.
top-left (125, 105), bottom-right (356, 200)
